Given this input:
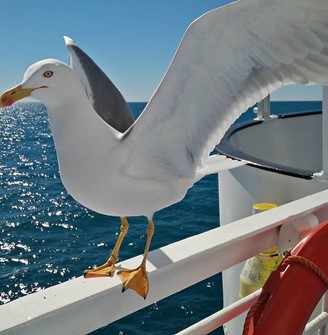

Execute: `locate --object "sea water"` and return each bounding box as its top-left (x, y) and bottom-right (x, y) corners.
top-left (0, 101), bottom-right (322, 334)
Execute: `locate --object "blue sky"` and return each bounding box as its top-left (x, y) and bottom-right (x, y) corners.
top-left (0, 0), bottom-right (323, 102)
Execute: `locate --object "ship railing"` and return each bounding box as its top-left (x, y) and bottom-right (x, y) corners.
top-left (1, 189), bottom-right (328, 334)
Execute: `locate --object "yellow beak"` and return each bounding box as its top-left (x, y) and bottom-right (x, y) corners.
top-left (0, 84), bottom-right (40, 107)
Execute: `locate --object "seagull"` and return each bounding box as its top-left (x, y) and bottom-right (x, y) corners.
top-left (1, 0), bottom-right (328, 299)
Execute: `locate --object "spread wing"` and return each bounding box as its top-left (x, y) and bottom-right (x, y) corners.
top-left (126, 0), bottom-right (328, 179)
top-left (64, 36), bottom-right (135, 133)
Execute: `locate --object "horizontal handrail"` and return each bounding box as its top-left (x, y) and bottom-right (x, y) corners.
top-left (176, 289), bottom-right (261, 335)
top-left (1, 189), bottom-right (328, 335)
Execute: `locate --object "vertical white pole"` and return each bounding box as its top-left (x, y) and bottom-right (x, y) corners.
top-left (318, 293), bottom-right (328, 335)
top-left (254, 95), bottom-right (271, 120)
top-left (314, 86), bottom-right (328, 180)
top-left (323, 86), bottom-right (328, 176)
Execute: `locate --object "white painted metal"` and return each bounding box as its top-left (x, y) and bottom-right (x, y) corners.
top-left (314, 86), bottom-right (328, 181)
top-left (175, 289), bottom-right (261, 335)
top-left (1, 190), bottom-right (328, 335)
top-left (324, 86), bottom-right (328, 178)
top-left (278, 213), bottom-right (319, 252)
top-left (200, 154), bottom-right (246, 175)
top-left (254, 95), bottom-right (271, 121)
top-left (304, 312), bottom-right (328, 335)
top-left (319, 295), bottom-right (328, 335)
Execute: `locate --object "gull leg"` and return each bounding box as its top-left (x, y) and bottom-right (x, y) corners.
top-left (84, 217), bottom-right (129, 278)
top-left (117, 219), bottom-right (154, 299)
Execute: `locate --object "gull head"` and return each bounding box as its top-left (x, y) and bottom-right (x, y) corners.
top-left (0, 59), bottom-right (80, 107)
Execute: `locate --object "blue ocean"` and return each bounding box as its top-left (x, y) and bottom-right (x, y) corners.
top-left (0, 101), bottom-right (322, 334)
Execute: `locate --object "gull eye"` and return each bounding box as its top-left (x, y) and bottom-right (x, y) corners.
top-left (43, 71), bottom-right (53, 78)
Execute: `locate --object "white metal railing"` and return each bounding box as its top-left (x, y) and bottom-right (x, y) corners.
top-left (176, 289), bottom-right (262, 335)
top-left (254, 95), bottom-right (272, 121)
top-left (178, 293), bottom-right (328, 335)
top-left (1, 189), bottom-right (328, 334)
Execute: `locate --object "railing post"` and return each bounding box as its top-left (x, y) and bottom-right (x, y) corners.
top-left (254, 95), bottom-right (272, 120)
top-left (319, 293), bottom-right (328, 335)
top-left (322, 86), bottom-right (328, 177)
top-left (314, 86), bottom-right (328, 181)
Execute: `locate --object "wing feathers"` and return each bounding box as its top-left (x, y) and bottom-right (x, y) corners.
top-left (64, 37), bottom-right (135, 133)
top-left (127, 0), bottom-right (328, 179)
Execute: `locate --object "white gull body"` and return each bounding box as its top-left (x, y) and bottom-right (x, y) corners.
top-left (39, 66), bottom-right (189, 218)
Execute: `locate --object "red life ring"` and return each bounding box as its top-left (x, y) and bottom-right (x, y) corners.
top-left (243, 221), bottom-right (328, 335)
